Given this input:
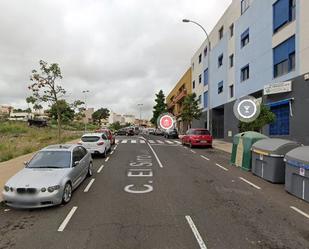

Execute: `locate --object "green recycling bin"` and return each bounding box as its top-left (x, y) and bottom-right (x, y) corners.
top-left (231, 131), bottom-right (268, 171)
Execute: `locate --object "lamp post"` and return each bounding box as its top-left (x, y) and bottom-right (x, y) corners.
top-left (182, 19), bottom-right (211, 131)
top-left (82, 90), bottom-right (90, 133)
top-left (137, 104), bottom-right (143, 127)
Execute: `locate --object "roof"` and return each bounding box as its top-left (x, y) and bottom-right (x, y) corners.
top-left (82, 133), bottom-right (103, 137)
top-left (42, 144), bottom-right (77, 152)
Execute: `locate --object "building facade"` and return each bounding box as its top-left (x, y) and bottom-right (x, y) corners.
top-left (191, 0), bottom-right (309, 144)
top-left (166, 68), bottom-right (192, 134)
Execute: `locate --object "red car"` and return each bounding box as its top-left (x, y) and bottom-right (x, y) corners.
top-left (182, 128), bottom-right (213, 148)
top-left (95, 128), bottom-right (115, 145)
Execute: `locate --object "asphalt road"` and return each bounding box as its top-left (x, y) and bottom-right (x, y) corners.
top-left (0, 134), bottom-right (309, 249)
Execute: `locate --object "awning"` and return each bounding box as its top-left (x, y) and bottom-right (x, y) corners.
top-left (266, 98), bottom-right (294, 108)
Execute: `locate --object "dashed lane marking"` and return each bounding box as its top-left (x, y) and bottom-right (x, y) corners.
top-left (191, 150), bottom-right (197, 154)
top-left (239, 177), bottom-right (261, 190)
top-left (290, 206), bottom-right (309, 219)
top-left (58, 207), bottom-right (78, 232)
top-left (97, 165), bottom-right (104, 173)
top-left (84, 178), bottom-right (95, 192)
top-left (185, 215), bottom-right (208, 249)
top-left (105, 157), bottom-right (110, 162)
top-left (121, 140), bottom-right (127, 144)
top-left (201, 155), bottom-right (210, 161)
top-left (215, 163), bottom-right (228, 171)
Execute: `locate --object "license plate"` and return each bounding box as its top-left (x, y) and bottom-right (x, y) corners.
top-left (200, 141), bottom-right (208, 144)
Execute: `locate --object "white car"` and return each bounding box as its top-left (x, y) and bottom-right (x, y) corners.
top-left (79, 133), bottom-right (111, 157)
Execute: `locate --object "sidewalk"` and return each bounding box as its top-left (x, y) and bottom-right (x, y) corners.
top-left (213, 139), bottom-right (232, 154)
top-left (0, 139), bottom-right (79, 202)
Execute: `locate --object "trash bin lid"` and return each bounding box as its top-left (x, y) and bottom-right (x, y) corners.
top-left (252, 139), bottom-right (300, 156)
top-left (233, 131), bottom-right (267, 144)
top-left (285, 146), bottom-right (309, 168)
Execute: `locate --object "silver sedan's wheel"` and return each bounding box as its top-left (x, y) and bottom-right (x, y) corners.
top-left (87, 162), bottom-right (93, 177)
top-left (62, 183), bottom-right (72, 204)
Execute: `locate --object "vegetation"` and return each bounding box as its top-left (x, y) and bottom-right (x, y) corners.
top-left (0, 121), bottom-right (82, 163)
top-left (239, 104), bottom-right (276, 132)
top-left (92, 108), bottom-right (110, 126)
top-left (108, 121), bottom-right (131, 131)
top-left (151, 90), bottom-right (167, 127)
top-left (181, 93), bottom-right (202, 128)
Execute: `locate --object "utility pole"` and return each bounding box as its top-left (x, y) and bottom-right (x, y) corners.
top-left (82, 90), bottom-right (90, 133)
top-left (137, 103), bottom-right (143, 128)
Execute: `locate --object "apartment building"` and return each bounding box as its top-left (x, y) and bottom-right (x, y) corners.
top-left (191, 0), bottom-right (309, 144)
top-left (166, 68), bottom-right (192, 134)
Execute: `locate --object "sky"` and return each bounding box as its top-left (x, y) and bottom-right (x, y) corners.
top-left (0, 0), bottom-right (232, 119)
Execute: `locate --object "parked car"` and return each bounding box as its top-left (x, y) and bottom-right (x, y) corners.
top-left (155, 128), bottom-right (164, 136)
top-left (182, 129), bottom-right (213, 148)
top-left (164, 128), bottom-right (178, 139)
top-left (79, 133), bottom-right (111, 157)
top-left (148, 128), bottom-right (155, 135)
top-left (126, 129), bottom-right (135, 136)
top-left (2, 144), bottom-right (92, 208)
top-left (115, 129), bottom-right (127, 136)
top-left (96, 128), bottom-right (115, 145)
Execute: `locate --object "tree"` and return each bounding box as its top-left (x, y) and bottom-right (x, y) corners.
top-left (92, 108), bottom-right (110, 126)
top-left (28, 60), bottom-right (65, 141)
top-left (109, 121), bottom-right (121, 131)
top-left (33, 104), bottom-right (43, 113)
top-left (49, 100), bottom-right (75, 124)
top-left (71, 100), bottom-right (85, 122)
top-left (151, 90), bottom-right (167, 126)
top-left (181, 93), bottom-right (202, 129)
top-left (239, 104), bottom-right (276, 133)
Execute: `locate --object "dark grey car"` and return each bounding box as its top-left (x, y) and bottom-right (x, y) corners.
top-left (2, 144), bottom-right (93, 209)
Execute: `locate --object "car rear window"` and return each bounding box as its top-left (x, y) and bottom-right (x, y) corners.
top-left (193, 130), bottom-right (210, 135)
top-left (81, 136), bottom-right (100, 142)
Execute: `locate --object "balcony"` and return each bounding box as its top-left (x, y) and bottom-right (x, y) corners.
top-left (174, 89), bottom-right (187, 103)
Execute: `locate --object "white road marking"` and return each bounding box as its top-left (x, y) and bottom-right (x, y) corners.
top-left (115, 139), bottom-right (119, 144)
top-left (185, 215), bottom-right (208, 249)
top-left (290, 206), bottom-right (309, 219)
top-left (84, 178), bottom-right (95, 192)
top-left (174, 141), bottom-right (181, 144)
top-left (147, 143), bottom-right (163, 168)
top-left (239, 177), bottom-right (261, 190)
top-left (121, 140), bottom-right (127, 144)
top-left (4, 209), bottom-right (10, 212)
top-left (105, 157), bottom-right (110, 162)
top-left (140, 139), bottom-right (146, 144)
top-left (131, 140), bottom-right (137, 144)
top-left (201, 155), bottom-right (210, 161)
top-left (165, 140), bottom-right (174, 144)
top-left (157, 140), bottom-right (164, 144)
top-left (215, 163), bottom-right (228, 171)
top-left (97, 165), bottom-right (104, 173)
top-left (114, 145), bottom-right (118, 150)
top-left (58, 206), bottom-right (78, 232)
top-left (110, 151), bottom-right (114, 155)
top-left (148, 140), bottom-right (155, 144)
top-left (190, 149), bottom-right (197, 154)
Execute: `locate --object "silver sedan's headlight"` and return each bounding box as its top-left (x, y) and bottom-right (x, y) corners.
top-left (4, 185), bottom-right (10, 192)
top-left (47, 185), bottom-right (61, 193)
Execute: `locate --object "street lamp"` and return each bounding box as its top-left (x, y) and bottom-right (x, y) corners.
top-left (137, 104), bottom-right (143, 127)
top-left (182, 18), bottom-right (211, 131)
top-left (82, 90), bottom-right (90, 133)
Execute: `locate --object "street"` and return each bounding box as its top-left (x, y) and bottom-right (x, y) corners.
top-left (0, 134), bottom-right (309, 249)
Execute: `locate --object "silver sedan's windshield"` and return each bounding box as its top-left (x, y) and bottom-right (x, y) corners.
top-left (27, 151), bottom-right (71, 169)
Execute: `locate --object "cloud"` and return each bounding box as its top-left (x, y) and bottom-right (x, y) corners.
top-left (0, 0), bottom-right (232, 119)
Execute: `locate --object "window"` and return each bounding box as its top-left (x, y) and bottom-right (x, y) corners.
top-left (192, 80), bottom-right (195, 89)
top-left (199, 74), bottom-right (202, 84)
top-left (241, 64), bottom-right (250, 82)
top-left (218, 54), bottom-right (223, 67)
top-left (229, 24), bottom-right (234, 37)
top-left (229, 54), bottom-right (234, 68)
top-left (241, 0), bottom-right (250, 14)
top-left (229, 85), bottom-right (234, 98)
top-left (273, 35), bottom-right (295, 78)
top-left (219, 26), bottom-right (224, 40)
top-left (241, 28), bottom-right (249, 48)
top-left (273, 0), bottom-right (296, 33)
top-left (269, 104), bottom-right (290, 135)
top-left (199, 54), bottom-right (202, 64)
top-left (204, 68), bottom-right (208, 86)
top-left (203, 91), bottom-right (208, 108)
top-left (218, 81), bottom-right (223, 94)
top-left (204, 47), bottom-right (208, 57)
top-left (198, 95), bottom-right (202, 104)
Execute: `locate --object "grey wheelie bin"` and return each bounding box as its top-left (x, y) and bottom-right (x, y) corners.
top-left (284, 146), bottom-right (309, 202)
top-left (251, 139), bottom-right (301, 183)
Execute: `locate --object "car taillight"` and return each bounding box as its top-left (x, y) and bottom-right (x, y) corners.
top-left (97, 141), bottom-right (104, 145)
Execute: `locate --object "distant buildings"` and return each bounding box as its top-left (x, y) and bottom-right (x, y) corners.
top-left (82, 108), bottom-right (94, 124)
top-left (0, 105), bottom-right (13, 115)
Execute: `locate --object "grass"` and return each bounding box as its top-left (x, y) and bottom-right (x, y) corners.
top-left (0, 121), bottom-right (83, 163)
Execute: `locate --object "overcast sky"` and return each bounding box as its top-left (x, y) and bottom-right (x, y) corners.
top-left (0, 0), bottom-right (231, 119)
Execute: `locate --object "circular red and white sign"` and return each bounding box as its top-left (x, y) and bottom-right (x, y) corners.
top-left (159, 114), bottom-right (174, 130)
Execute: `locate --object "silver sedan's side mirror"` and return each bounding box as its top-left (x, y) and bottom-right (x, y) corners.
top-left (23, 161), bottom-right (29, 166)
top-left (74, 161), bottom-right (80, 167)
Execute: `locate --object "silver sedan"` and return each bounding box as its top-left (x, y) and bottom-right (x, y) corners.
top-left (2, 144), bottom-right (93, 208)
